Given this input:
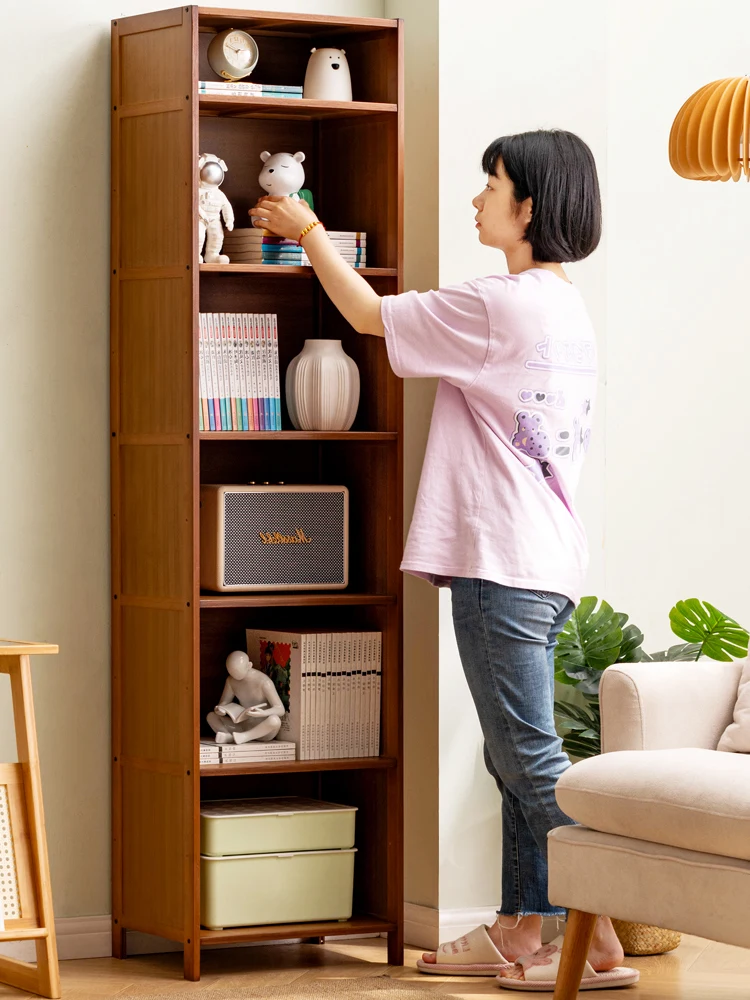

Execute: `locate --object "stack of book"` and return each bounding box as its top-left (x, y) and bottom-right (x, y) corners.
top-left (200, 737), bottom-right (296, 766)
top-left (246, 629), bottom-right (383, 762)
top-left (198, 313), bottom-right (281, 431)
top-left (199, 80), bottom-right (304, 99)
top-left (222, 228), bottom-right (368, 268)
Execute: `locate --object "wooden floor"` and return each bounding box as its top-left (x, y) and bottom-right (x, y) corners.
top-left (0, 935), bottom-right (748, 1000)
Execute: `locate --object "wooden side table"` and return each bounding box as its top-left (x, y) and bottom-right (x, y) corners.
top-left (0, 640), bottom-right (60, 998)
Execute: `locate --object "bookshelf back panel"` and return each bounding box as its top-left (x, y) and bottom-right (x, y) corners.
top-left (320, 116), bottom-right (398, 269)
top-left (199, 439), bottom-right (394, 592)
top-left (119, 278), bottom-right (192, 434)
top-left (199, 604), bottom-right (388, 739)
top-left (198, 24), bottom-right (397, 105)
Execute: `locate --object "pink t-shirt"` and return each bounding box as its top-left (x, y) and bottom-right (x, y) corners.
top-left (381, 268), bottom-right (597, 603)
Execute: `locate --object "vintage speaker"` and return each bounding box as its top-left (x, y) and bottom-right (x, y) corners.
top-left (200, 484), bottom-right (349, 592)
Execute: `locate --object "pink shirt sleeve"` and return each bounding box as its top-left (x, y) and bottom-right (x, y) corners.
top-left (380, 281), bottom-right (491, 388)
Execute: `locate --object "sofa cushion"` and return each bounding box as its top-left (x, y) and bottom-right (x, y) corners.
top-left (555, 747), bottom-right (750, 862)
top-left (718, 657), bottom-right (750, 752)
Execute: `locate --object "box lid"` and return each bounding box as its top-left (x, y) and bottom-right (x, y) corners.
top-left (200, 847), bottom-right (358, 861)
top-left (200, 796), bottom-right (358, 819)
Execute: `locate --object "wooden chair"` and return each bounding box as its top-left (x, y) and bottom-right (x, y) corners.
top-left (0, 639), bottom-right (60, 999)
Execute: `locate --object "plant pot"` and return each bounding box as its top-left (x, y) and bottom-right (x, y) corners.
top-left (285, 339), bottom-right (360, 431)
top-left (611, 919), bottom-right (681, 956)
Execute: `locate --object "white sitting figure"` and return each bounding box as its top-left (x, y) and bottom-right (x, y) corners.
top-left (207, 650), bottom-right (284, 744)
top-left (198, 153), bottom-right (234, 263)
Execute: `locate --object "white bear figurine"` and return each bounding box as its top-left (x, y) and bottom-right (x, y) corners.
top-left (198, 153), bottom-right (234, 263)
top-left (303, 47), bottom-right (352, 102)
top-left (258, 150), bottom-right (306, 199)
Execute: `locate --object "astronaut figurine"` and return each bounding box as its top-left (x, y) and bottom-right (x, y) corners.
top-left (198, 153), bottom-right (234, 263)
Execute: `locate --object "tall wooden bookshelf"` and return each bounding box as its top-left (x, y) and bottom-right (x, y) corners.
top-left (110, 7), bottom-right (403, 980)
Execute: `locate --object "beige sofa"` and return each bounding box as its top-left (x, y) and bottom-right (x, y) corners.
top-left (546, 659), bottom-right (748, 999)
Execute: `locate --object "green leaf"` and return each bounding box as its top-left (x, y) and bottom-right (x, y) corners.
top-left (555, 598), bottom-right (623, 688)
top-left (561, 733), bottom-right (600, 759)
top-left (669, 600), bottom-right (749, 662)
top-left (643, 642), bottom-right (703, 662)
top-left (618, 622), bottom-right (645, 662)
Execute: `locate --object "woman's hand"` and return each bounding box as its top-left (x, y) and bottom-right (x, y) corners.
top-left (249, 196), bottom-right (317, 242)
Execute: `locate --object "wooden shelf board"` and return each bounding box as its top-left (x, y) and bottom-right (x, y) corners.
top-left (200, 593), bottom-right (396, 608)
top-left (199, 93), bottom-right (397, 120)
top-left (200, 263), bottom-right (397, 277)
top-left (200, 756), bottom-right (396, 777)
top-left (199, 431), bottom-right (397, 442)
top-left (199, 915), bottom-right (396, 945)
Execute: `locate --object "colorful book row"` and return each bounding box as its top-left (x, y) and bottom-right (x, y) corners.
top-left (246, 629), bottom-right (383, 762)
top-left (198, 313), bottom-right (281, 432)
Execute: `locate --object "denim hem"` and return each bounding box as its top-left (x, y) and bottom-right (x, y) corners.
top-left (497, 908), bottom-right (567, 918)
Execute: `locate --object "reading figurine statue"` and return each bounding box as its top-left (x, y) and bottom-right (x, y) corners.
top-left (206, 650), bottom-right (285, 744)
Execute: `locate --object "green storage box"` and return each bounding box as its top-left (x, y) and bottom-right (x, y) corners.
top-left (200, 797), bottom-right (357, 857)
top-left (200, 847), bottom-right (357, 929)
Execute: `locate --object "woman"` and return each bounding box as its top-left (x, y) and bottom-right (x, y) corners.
top-left (251, 129), bottom-right (635, 991)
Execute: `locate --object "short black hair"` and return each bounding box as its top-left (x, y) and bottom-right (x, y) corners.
top-left (481, 130), bottom-right (602, 263)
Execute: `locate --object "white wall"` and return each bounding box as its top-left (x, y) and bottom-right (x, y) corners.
top-left (0, 0), bottom-right (384, 922)
top-left (603, 0), bottom-right (750, 650)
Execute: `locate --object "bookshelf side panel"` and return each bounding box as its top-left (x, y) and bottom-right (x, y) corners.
top-left (112, 4), bottom-right (197, 951)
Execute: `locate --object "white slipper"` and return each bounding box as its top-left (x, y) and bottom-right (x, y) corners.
top-left (495, 935), bottom-right (640, 991)
top-left (416, 923), bottom-right (511, 976)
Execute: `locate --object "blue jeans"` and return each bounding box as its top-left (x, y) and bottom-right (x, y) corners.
top-left (450, 577), bottom-right (576, 917)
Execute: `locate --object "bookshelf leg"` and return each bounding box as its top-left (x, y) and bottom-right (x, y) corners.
top-left (112, 924), bottom-right (127, 960)
top-left (387, 927), bottom-right (404, 968)
top-left (183, 939), bottom-right (200, 982)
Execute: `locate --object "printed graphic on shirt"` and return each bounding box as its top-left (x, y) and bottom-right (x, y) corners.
top-left (512, 411), bottom-right (550, 460)
top-left (526, 336), bottom-right (596, 376)
top-left (519, 388), bottom-right (566, 409)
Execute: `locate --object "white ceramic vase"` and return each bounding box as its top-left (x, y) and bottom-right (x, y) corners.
top-left (285, 339), bottom-right (360, 431)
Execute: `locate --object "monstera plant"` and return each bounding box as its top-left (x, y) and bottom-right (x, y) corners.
top-left (554, 598), bottom-right (749, 759)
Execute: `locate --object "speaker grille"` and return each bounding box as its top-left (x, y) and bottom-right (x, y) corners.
top-left (223, 490), bottom-right (346, 587)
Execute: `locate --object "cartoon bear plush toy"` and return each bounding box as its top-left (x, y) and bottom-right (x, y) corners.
top-left (303, 47), bottom-right (352, 101)
top-left (258, 150), bottom-right (306, 199)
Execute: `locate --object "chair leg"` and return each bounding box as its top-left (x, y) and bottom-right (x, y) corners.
top-left (553, 909), bottom-right (598, 1000)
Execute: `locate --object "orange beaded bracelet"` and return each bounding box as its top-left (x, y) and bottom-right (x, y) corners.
top-left (298, 220), bottom-right (323, 243)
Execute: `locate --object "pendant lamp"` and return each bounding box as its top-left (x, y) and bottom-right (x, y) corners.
top-left (669, 75), bottom-right (750, 181)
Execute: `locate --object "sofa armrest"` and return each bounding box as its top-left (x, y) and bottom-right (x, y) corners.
top-left (600, 660), bottom-right (743, 752)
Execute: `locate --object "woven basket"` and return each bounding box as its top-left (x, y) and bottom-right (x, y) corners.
top-left (612, 919), bottom-right (681, 956)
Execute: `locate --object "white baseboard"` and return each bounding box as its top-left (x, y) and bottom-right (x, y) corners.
top-left (404, 903), bottom-right (562, 951)
top-left (0, 916), bottom-right (112, 962)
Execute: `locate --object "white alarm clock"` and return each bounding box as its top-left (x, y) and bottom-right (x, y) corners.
top-left (207, 29), bottom-right (259, 81)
